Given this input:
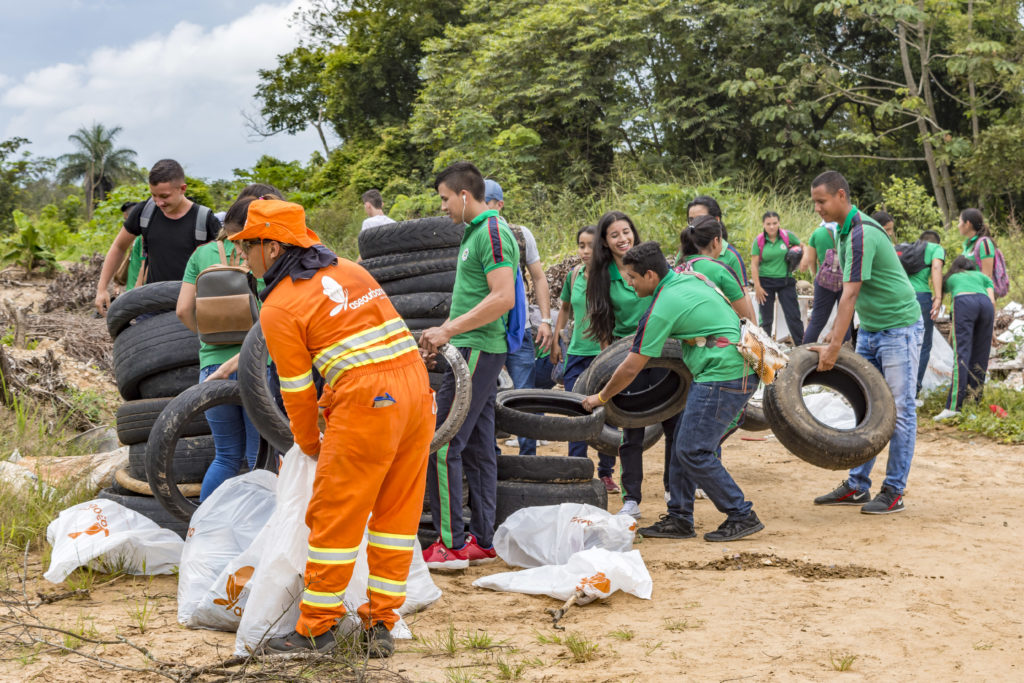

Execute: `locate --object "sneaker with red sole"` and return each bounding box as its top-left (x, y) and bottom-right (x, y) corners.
top-left (422, 540), bottom-right (469, 570)
top-left (465, 535), bottom-right (497, 565)
top-left (600, 475), bottom-right (620, 493)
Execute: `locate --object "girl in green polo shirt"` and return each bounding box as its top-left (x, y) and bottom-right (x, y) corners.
top-left (676, 215), bottom-right (756, 322)
top-left (958, 208), bottom-right (998, 280)
top-left (934, 256), bottom-right (995, 420)
top-left (750, 211), bottom-right (804, 343)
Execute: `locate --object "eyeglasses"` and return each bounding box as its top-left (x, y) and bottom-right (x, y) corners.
top-left (238, 239), bottom-right (263, 252)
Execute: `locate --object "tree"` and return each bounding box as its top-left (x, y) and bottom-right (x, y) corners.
top-left (249, 46), bottom-right (332, 155)
top-left (56, 123), bottom-right (139, 219)
top-left (0, 137), bottom-right (30, 232)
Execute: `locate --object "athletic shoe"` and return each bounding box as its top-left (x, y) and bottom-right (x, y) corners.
top-left (617, 499), bottom-right (641, 519)
top-left (663, 490), bottom-right (671, 504)
top-left (638, 514), bottom-right (695, 539)
top-left (813, 480), bottom-right (869, 506)
top-left (695, 488), bottom-right (708, 500)
top-left (933, 408), bottom-right (960, 422)
top-left (422, 540), bottom-right (469, 570)
top-left (360, 622), bottom-right (395, 658)
top-left (601, 476), bottom-right (620, 494)
top-left (860, 486), bottom-right (905, 515)
top-left (538, 440), bottom-right (551, 446)
top-left (265, 628), bottom-right (337, 655)
top-left (465, 535), bottom-right (498, 565)
top-left (504, 437), bottom-right (519, 447)
top-left (703, 512), bottom-right (764, 542)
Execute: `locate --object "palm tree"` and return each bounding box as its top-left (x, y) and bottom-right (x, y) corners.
top-left (57, 123), bottom-right (139, 218)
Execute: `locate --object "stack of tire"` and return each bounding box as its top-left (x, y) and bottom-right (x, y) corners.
top-left (100, 282), bottom-right (208, 537)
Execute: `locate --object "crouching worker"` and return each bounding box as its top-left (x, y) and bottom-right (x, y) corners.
top-left (229, 199), bottom-right (434, 657)
top-left (581, 242), bottom-right (763, 542)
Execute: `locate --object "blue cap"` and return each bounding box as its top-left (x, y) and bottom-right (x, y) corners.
top-left (484, 179), bottom-right (503, 203)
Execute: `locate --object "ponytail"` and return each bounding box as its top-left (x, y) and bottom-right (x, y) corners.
top-left (680, 215), bottom-right (722, 257)
top-left (961, 208), bottom-right (992, 242)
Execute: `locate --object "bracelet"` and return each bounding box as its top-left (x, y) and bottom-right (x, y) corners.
top-left (540, 318), bottom-right (552, 325)
top-left (597, 391), bottom-right (609, 404)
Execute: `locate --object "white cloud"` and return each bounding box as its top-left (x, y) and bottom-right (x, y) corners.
top-left (0, 1), bottom-right (324, 179)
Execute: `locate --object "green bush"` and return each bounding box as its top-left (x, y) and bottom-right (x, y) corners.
top-left (879, 176), bottom-right (944, 241)
top-left (3, 211), bottom-right (58, 273)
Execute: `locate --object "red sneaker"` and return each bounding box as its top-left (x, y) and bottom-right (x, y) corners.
top-left (422, 540), bottom-right (469, 570)
top-left (465, 535), bottom-right (497, 565)
top-left (600, 475), bottom-right (620, 494)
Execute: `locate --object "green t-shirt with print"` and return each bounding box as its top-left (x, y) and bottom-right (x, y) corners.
top-left (963, 234), bottom-right (996, 262)
top-left (449, 209), bottom-right (519, 353)
top-left (680, 255), bottom-right (744, 302)
top-left (946, 270), bottom-right (993, 298)
top-left (908, 242), bottom-right (945, 294)
top-left (183, 240), bottom-right (264, 370)
top-left (751, 231), bottom-right (801, 279)
top-left (838, 207), bottom-right (920, 332)
top-left (609, 261), bottom-right (652, 340)
top-left (561, 268), bottom-right (601, 356)
top-left (632, 270), bottom-right (752, 383)
top-left (807, 225), bottom-right (838, 270)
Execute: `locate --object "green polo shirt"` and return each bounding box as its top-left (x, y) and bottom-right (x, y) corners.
top-left (631, 270), bottom-right (751, 383)
top-left (125, 236), bottom-right (145, 290)
top-left (449, 209), bottom-right (519, 353)
top-left (680, 255), bottom-right (744, 302)
top-left (183, 240), bottom-right (265, 370)
top-left (962, 234), bottom-right (995, 261)
top-left (838, 206), bottom-right (920, 332)
top-left (807, 225), bottom-right (838, 270)
top-left (946, 270), bottom-right (993, 298)
top-left (609, 261), bottom-right (652, 339)
top-left (719, 240), bottom-right (747, 284)
top-left (561, 268), bottom-right (601, 356)
top-left (908, 242), bottom-right (945, 294)
top-left (751, 231), bottom-right (800, 279)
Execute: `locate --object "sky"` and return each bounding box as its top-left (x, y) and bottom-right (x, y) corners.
top-left (0, 0), bottom-right (327, 180)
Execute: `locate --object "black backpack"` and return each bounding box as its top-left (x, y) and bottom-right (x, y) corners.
top-left (895, 240), bottom-right (928, 275)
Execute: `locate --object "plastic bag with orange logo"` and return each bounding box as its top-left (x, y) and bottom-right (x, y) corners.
top-left (492, 503), bottom-right (638, 569)
top-left (44, 499), bottom-right (184, 583)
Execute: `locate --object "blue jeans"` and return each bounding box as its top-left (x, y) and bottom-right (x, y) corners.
top-left (199, 364), bottom-right (261, 501)
top-left (848, 317), bottom-right (923, 495)
top-left (562, 354), bottom-right (596, 461)
top-left (533, 354), bottom-right (556, 390)
top-left (506, 328), bottom-right (537, 455)
top-left (667, 376), bottom-right (757, 524)
top-left (915, 291), bottom-right (935, 395)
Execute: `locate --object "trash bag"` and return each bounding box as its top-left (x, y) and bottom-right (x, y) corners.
top-left (492, 503), bottom-right (637, 569)
top-left (803, 388), bottom-right (857, 430)
top-left (473, 548), bottom-right (653, 603)
top-left (178, 470), bottom-right (277, 629)
top-left (921, 328), bottom-right (955, 392)
top-left (44, 499), bottom-right (183, 583)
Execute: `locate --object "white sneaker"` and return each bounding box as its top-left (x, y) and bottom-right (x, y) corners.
top-left (504, 438), bottom-right (518, 447)
top-left (914, 399), bottom-right (924, 408)
top-left (933, 408), bottom-right (960, 422)
top-left (695, 488), bottom-right (708, 499)
top-left (617, 500), bottom-right (641, 519)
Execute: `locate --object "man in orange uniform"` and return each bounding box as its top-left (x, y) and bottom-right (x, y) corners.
top-left (230, 199), bottom-right (434, 657)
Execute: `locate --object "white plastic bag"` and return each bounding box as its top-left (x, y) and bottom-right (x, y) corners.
top-left (44, 499), bottom-right (183, 583)
top-left (921, 328), bottom-right (955, 392)
top-left (493, 503), bottom-right (637, 568)
top-left (473, 548), bottom-right (653, 602)
top-left (178, 470), bottom-right (277, 629)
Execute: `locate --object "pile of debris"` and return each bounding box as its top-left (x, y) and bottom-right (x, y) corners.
top-left (42, 253), bottom-right (105, 314)
top-left (991, 301), bottom-right (1024, 391)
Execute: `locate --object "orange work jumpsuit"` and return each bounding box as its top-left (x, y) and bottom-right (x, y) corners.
top-left (259, 259), bottom-right (434, 637)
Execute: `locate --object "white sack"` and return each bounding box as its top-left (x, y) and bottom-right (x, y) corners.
top-left (921, 328), bottom-right (955, 391)
top-left (803, 389), bottom-right (857, 429)
top-left (493, 503), bottom-right (637, 569)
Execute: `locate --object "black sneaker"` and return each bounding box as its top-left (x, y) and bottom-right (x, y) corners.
top-left (638, 514), bottom-right (696, 539)
top-left (360, 621), bottom-right (395, 658)
top-left (265, 628), bottom-right (337, 655)
top-left (703, 512), bottom-right (764, 542)
top-left (813, 480), bottom-right (869, 506)
top-left (860, 486), bottom-right (905, 515)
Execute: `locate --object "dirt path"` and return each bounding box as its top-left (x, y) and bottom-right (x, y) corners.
top-left (4, 426), bottom-right (1022, 681)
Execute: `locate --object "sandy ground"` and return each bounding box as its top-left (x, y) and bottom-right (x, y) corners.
top-left (3, 425), bottom-right (1022, 682)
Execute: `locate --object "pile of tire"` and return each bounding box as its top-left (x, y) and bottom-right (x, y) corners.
top-left (102, 282), bottom-right (210, 536)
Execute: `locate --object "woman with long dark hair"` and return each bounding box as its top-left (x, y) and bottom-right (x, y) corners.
top-left (959, 208), bottom-right (997, 279)
top-left (750, 211), bottom-right (804, 343)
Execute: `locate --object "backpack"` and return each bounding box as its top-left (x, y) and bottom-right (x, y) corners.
top-left (971, 237), bottom-right (1010, 298)
top-left (505, 265), bottom-right (527, 353)
top-left (677, 255), bottom-right (744, 292)
top-left (895, 240), bottom-right (929, 275)
top-left (755, 229), bottom-right (792, 257)
top-left (814, 225), bottom-right (843, 292)
top-left (136, 198), bottom-right (213, 285)
top-left (194, 241), bottom-right (259, 346)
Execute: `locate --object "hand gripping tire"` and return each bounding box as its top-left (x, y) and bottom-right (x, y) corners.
top-left (575, 336), bottom-right (692, 428)
top-left (106, 281), bottom-right (183, 339)
top-left (494, 389), bottom-right (605, 443)
top-left (763, 345), bottom-right (896, 470)
top-left (112, 312), bottom-right (200, 401)
top-left (358, 216), bottom-right (464, 260)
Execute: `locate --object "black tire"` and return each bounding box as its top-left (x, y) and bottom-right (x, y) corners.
top-left (405, 318), bottom-right (448, 334)
top-left (361, 248), bottom-right (458, 283)
top-left (495, 479), bottom-right (608, 527)
top-left (763, 345), bottom-right (896, 470)
top-left (497, 454), bottom-right (594, 483)
top-left (390, 292), bottom-right (452, 319)
top-left (430, 344), bottom-right (473, 453)
top-left (494, 389), bottom-right (606, 442)
top-left (112, 312), bottom-right (199, 401)
top-left (96, 487), bottom-right (192, 538)
top-left (136, 365), bottom-right (199, 400)
top-left (106, 281), bottom-right (183, 339)
top-left (422, 480), bottom-right (470, 512)
top-left (116, 397), bottom-right (210, 445)
top-left (741, 395), bottom-right (771, 432)
top-left (382, 271), bottom-right (456, 297)
top-left (576, 336), bottom-right (692, 428)
top-left (147, 380), bottom-right (250, 521)
top-left (238, 325), bottom-right (293, 454)
top-left (358, 217), bottom-right (463, 259)
top-left (585, 422), bottom-right (664, 457)
top-left (129, 436), bottom-right (215, 484)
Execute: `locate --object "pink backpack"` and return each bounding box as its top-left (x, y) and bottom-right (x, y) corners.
top-left (971, 237), bottom-right (1009, 298)
top-left (755, 229), bottom-right (791, 257)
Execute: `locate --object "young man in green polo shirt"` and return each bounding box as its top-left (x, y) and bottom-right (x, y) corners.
top-left (908, 230), bottom-right (945, 396)
top-left (809, 171), bottom-right (923, 515)
top-left (581, 241), bottom-right (763, 542)
top-left (419, 161), bottom-right (520, 569)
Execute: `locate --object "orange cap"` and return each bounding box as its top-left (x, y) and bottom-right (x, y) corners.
top-left (229, 199), bottom-right (321, 248)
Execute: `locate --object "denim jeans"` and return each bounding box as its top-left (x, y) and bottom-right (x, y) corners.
top-left (758, 276), bottom-right (804, 343)
top-left (915, 291), bottom-right (935, 395)
top-left (199, 364), bottom-right (261, 501)
top-left (803, 283), bottom-right (851, 344)
top-left (848, 317), bottom-right (923, 495)
top-left (505, 327), bottom-right (537, 455)
top-left (562, 354), bottom-right (596, 461)
top-left (667, 376), bottom-right (757, 524)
